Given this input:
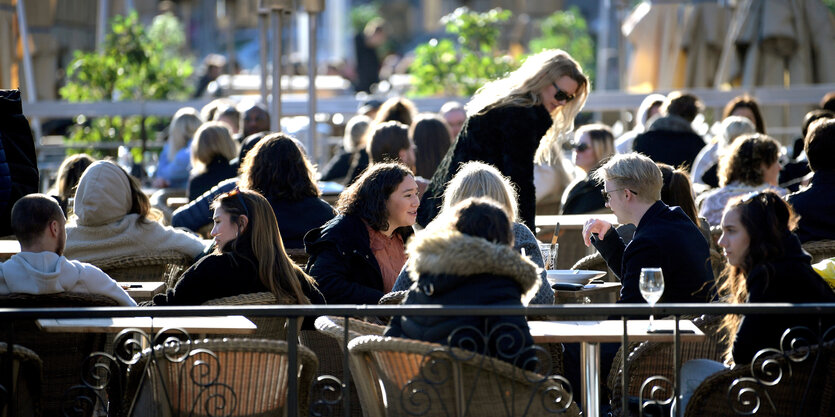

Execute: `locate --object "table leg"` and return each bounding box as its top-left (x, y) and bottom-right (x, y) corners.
top-left (581, 341), bottom-right (600, 417)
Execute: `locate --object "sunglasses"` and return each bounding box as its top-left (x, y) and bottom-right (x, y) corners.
top-left (601, 188), bottom-right (638, 202)
top-left (572, 142), bottom-right (590, 153)
top-left (228, 187), bottom-right (250, 218)
top-left (553, 83), bottom-right (575, 103)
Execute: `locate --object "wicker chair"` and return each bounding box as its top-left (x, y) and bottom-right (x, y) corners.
top-left (607, 315), bottom-right (727, 417)
top-left (348, 335), bottom-right (582, 417)
top-left (285, 248), bottom-right (310, 268)
top-left (0, 343), bottom-right (42, 417)
top-left (127, 338), bottom-right (318, 417)
top-left (307, 316), bottom-right (386, 417)
top-left (684, 342), bottom-right (835, 416)
top-left (202, 292), bottom-right (291, 340)
top-left (0, 293), bottom-right (119, 417)
top-left (802, 239), bottom-right (835, 264)
top-left (93, 251), bottom-right (195, 286)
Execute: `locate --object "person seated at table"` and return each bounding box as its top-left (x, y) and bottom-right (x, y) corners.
top-left (389, 161), bottom-right (554, 305)
top-left (678, 191), bottom-right (835, 411)
top-left (187, 121), bottom-right (239, 201)
top-left (690, 115), bottom-right (757, 191)
top-left (319, 115), bottom-right (370, 183)
top-left (786, 117), bottom-right (835, 243)
top-left (561, 123), bottom-right (615, 214)
top-left (153, 106), bottom-right (201, 189)
top-left (632, 91), bottom-right (706, 169)
top-left (583, 153), bottom-right (714, 304)
top-left (385, 198), bottom-right (540, 369)
top-left (410, 113), bottom-right (452, 180)
top-left (696, 134), bottom-right (787, 227)
top-left (0, 194), bottom-right (135, 306)
top-left (304, 162), bottom-right (418, 304)
top-left (64, 161), bottom-right (206, 263)
top-left (366, 120), bottom-right (429, 195)
top-left (152, 189), bottom-right (323, 306)
top-left (172, 133), bottom-right (335, 248)
top-left (48, 153), bottom-right (95, 216)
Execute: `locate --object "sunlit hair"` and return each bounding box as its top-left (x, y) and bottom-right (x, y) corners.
top-left (448, 197), bottom-right (514, 246)
top-left (190, 122), bottom-right (238, 175)
top-left (344, 115), bottom-right (371, 152)
top-left (717, 116), bottom-right (756, 150)
top-left (801, 109), bottom-right (834, 139)
top-left (337, 162), bottom-right (414, 237)
top-left (722, 94), bottom-right (766, 134)
top-left (716, 191), bottom-right (797, 362)
top-left (410, 113), bottom-right (452, 178)
top-left (442, 161), bottom-right (518, 222)
top-left (200, 98), bottom-right (236, 123)
top-left (592, 153), bottom-right (662, 204)
top-left (167, 107), bottom-right (202, 162)
top-left (636, 93), bottom-right (666, 129)
top-left (718, 134), bottom-right (780, 187)
top-left (805, 117), bottom-right (835, 173)
top-left (367, 121), bottom-right (411, 165)
top-left (372, 97), bottom-right (417, 127)
top-left (657, 163), bottom-right (698, 225)
top-left (574, 123), bottom-right (615, 167)
top-left (662, 91), bottom-right (703, 123)
top-left (212, 189), bottom-right (316, 304)
top-left (465, 49), bottom-right (589, 165)
top-left (239, 133), bottom-right (319, 201)
top-left (54, 153), bottom-right (95, 201)
top-left (214, 105), bottom-right (241, 132)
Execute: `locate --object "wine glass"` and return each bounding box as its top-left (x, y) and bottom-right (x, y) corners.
top-left (639, 268), bottom-right (665, 332)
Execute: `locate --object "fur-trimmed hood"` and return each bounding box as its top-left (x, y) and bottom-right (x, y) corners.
top-left (406, 228), bottom-right (542, 304)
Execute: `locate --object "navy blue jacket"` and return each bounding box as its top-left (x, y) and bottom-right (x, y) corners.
top-left (633, 128), bottom-right (705, 170)
top-left (268, 195), bottom-right (335, 249)
top-left (187, 156), bottom-right (238, 201)
top-left (417, 104), bottom-right (553, 231)
top-left (592, 201), bottom-right (714, 304)
top-left (785, 171), bottom-right (835, 243)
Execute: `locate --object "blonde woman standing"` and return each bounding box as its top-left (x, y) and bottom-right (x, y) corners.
top-left (417, 49), bottom-right (589, 231)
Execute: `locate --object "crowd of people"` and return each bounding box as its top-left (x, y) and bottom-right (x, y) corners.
top-left (1, 47), bottom-right (835, 412)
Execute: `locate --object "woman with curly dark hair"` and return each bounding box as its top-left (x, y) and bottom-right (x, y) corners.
top-left (304, 162), bottom-right (418, 304)
top-left (696, 134), bottom-right (787, 226)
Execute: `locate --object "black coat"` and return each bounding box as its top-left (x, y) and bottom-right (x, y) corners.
top-left (319, 150), bottom-right (354, 183)
top-left (785, 171), bottom-right (835, 243)
top-left (561, 173), bottom-right (606, 214)
top-left (0, 90), bottom-right (38, 236)
top-left (592, 201), bottom-right (714, 304)
top-left (304, 214), bottom-right (412, 304)
top-left (633, 124), bottom-right (705, 170)
top-left (384, 230), bottom-right (540, 370)
top-left (187, 156), bottom-right (238, 201)
top-left (733, 234), bottom-right (835, 364)
top-left (417, 104), bottom-right (553, 231)
top-left (268, 195), bottom-right (335, 249)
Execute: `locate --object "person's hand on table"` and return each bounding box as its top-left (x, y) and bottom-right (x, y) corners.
top-left (582, 218), bottom-right (612, 247)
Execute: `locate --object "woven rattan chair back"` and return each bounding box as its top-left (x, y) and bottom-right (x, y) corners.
top-left (0, 343), bottom-right (43, 417)
top-left (801, 239), bottom-right (835, 264)
top-left (93, 251), bottom-right (194, 286)
top-left (0, 293), bottom-right (118, 416)
top-left (202, 292), bottom-right (290, 340)
top-left (284, 248), bottom-right (310, 268)
top-left (348, 335), bottom-right (581, 417)
top-left (127, 338), bottom-right (318, 417)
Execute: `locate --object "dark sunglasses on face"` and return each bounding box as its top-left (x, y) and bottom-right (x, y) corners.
top-left (553, 83), bottom-right (575, 103)
top-left (573, 142), bottom-right (590, 152)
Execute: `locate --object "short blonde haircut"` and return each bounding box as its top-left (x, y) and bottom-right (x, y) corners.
top-left (442, 161), bottom-right (518, 222)
top-left (190, 122), bottom-right (238, 175)
top-left (167, 107), bottom-right (202, 162)
top-left (592, 153), bottom-right (662, 203)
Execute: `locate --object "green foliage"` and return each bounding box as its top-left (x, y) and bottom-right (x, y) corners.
top-left (409, 8), bottom-right (517, 97)
top-left (59, 12), bottom-right (193, 157)
top-left (350, 2), bottom-right (380, 33)
top-left (528, 7), bottom-right (595, 86)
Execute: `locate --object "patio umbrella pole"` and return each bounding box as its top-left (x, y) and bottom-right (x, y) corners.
top-left (304, 0), bottom-right (325, 164)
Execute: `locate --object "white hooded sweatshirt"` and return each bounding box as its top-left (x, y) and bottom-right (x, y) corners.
top-left (0, 251), bottom-right (137, 306)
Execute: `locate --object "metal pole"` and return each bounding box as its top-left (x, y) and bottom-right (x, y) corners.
top-left (225, 0), bottom-right (236, 76)
top-left (596, 0), bottom-right (610, 92)
top-left (307, 11), bottom-right (318, 163)
top-left (259, 10), bottom-right (269, 105)
top-left (270, 9), bottom-right (283, 133)
top-left (15, 0), bottom-right (41, 143)
top-left (96, 0), bottom-right (108, 53)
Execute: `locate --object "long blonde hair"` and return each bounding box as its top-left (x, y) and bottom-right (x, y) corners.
top-left (167, 107), bottom-right (202, 162)
top-left (465, 49), bottom-right (589, 165)
top-left (190, 122), bottom-right (238, 175)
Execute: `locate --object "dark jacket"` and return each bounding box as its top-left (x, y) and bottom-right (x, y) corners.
top-left (304, 214), bottom-right (413, 304)
top-left (320, 150), bottom-right (354, 183)
top-left (592, 201), bottom-right (714, 304)
top-left (633, 115), bottom-right (705, 170)
top-left (268, 195), bottom-right (335, 249)
top-left (733, 233), bottom-right (835, 365)
top-left (384, 229), bottom-right (540, 369)
top-left (187, 156), bottom-right (238, 201)
top-left (561, 172), bottom-right (606, 214)
top-left (0, 90), bottom-right (38, 236)
top-left (152, 239), bottom-right (324, 306)
top-left (417, 104), bottom-right (554, 231)
top-left (172, 178), bottom-right (237, 231)
top-left (785, 171), bottom-right (835, 243)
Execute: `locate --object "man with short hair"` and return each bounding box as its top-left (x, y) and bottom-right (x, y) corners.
top-left (439, 101), bottom-right (466, 141)
top-left (237, 101), bottom-right (271, 141)
top-left (0, 194), bottom-right (136, 305)
top-left (633, 91), bottom-right (706, 169)
top-left (786, 117), bottom-right (835, 243)
top-left (583, 153), bottom-right (713, 303)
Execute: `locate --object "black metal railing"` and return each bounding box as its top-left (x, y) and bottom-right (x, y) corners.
top-left (1, 303), bottom-right (834, 417)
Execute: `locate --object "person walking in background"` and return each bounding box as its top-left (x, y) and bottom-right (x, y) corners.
top-left (418, 49), bottom-right (589, 231)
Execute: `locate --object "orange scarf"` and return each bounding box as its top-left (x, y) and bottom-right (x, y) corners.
top-left (366, 224), bottom-right (407, 293)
